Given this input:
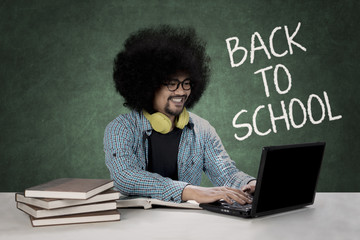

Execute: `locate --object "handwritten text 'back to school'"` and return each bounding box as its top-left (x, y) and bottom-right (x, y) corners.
top-left (226, 22), bottom-right (342, 141)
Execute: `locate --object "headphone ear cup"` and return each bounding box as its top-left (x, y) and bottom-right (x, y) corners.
top-left (175, 108), bottom-right (189, 129)
top-left (143, 111), bottom-right (172, 134)
top-left (151, 113), bottom-right (172, 134)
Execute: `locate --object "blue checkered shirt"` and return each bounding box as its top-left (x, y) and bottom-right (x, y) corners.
top-left (104, 110), bottom-right (255, 203)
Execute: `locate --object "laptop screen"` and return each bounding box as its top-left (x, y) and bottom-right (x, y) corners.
top-left (252, 142), bottom-right (325, 217)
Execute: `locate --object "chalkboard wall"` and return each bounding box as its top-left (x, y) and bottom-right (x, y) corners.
top-left (1, 0), bottom-right (359, 191)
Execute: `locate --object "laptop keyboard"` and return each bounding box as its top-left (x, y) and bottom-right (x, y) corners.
top-left (219, 199), bottom-right (253, 211)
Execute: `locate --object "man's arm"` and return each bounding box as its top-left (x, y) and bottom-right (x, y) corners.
top-left (181, 185), bottom-right (254, 204)
top-left (104, 118), bottom-right (188, 203)
top-left (203, 125), bottom-right (256, 189)
top-left (182, 119), bottom-right (256, 204)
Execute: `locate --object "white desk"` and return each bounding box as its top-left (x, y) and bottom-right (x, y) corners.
top-left (0, 193), bottom-right (359, 240)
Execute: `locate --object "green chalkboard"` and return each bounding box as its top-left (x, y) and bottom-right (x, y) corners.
top-left (1, 0), bottom-right (359, 192)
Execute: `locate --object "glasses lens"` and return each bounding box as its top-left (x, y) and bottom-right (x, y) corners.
top-left (182, 80), bottom-right (191, 90)
top-left (167, 81), bottom-right (178, 91)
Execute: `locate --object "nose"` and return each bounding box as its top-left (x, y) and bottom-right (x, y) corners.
top-left (174, 85), bottom-right (187, 95)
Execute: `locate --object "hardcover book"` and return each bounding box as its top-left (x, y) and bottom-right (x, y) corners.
top-left (17, 201), bottom-right (117, 218)
top-left (30, 210), bottom-right (120, 227)
top-left (24, 178), bottom-right (114, 199)
top-left (16, 189), bottom-right (120, 209)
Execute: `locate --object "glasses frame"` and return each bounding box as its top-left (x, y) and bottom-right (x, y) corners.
top-left (163, 79), bottom-right (192, 92)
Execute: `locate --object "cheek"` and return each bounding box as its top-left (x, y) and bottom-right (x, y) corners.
top-left (153, 91), bottom-right (169, 109)
top-left (159, 92), bottom-right (169, 103)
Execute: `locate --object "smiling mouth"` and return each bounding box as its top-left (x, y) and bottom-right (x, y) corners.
top-left (169, 96), bottom-right (187, 104)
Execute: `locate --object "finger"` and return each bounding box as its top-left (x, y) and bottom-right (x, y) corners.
top-left (230, 195), bottom-right (247, 205)
top-left (231, 192), bottom-right (252, 205)
top-left (222, 188), bottom-right (252, 205)
top-left (222, 194), bottom-right (233, 204)
top-left (217, 189), bottom-right (240, 204)
top-left (226, 187), bottom-right (252, 200)
top-left (213, 187), bottom-right (252, 204)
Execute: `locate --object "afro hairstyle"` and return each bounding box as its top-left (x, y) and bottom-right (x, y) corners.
top-left (113, 25), bottom-right (211, 113)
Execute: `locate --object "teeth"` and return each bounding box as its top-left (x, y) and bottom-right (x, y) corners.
top-left (172, 98), bottom-right (182, 103)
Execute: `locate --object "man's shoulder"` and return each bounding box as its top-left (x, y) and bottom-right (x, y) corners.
top-left (105, 111), bottom-right (145, 133)
top-left (108, 110), bottom-right (138, 123)
top-left (189, 111), bottom-right (208, 123)
top-left (188, 112), bottom-right (213, 131)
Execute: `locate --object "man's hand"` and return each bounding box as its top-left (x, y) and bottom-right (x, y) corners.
top-left (241, 180), bottom-right (256, 194)
top-left (181, 185), bottom-right (253, 205)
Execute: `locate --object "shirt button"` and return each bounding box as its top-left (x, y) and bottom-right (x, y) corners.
top-left (170, 197), bottom-right (174, 201)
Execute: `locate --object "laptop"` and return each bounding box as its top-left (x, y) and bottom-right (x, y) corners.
top-left (200, 142), bottom-right (326, 218)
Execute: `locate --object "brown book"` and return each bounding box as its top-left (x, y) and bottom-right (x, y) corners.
top-left (16, 189), bottom-right (120, 209)
top-left (24, 178), bottom-right (114, 199)
top-left (116, 196), bottom-right (202, 210)
top-left (17, 201), bottom-right (117, 218)
top-left (30, 210), bottom-right (120, 227)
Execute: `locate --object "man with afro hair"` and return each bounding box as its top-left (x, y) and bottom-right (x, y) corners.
top-left (104, 25), bottom-right (256, 205)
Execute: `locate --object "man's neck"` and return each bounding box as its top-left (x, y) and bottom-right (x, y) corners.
top-left (167, 115), bottom-right (176, 131)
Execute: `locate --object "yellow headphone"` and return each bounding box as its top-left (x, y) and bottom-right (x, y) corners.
top-left (143, 108), bottom-right (189, 134)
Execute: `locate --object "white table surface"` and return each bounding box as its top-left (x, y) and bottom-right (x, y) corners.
top-left (0, 193), bottom-right (359, 240)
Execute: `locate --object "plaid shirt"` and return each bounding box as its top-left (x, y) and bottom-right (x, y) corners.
top-left (104, 110), bottom-right (255, 203)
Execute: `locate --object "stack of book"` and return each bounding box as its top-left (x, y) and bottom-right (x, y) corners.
top-left (15, 178), bottom-right (121, 227)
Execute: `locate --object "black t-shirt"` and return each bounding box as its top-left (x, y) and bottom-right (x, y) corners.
top-left (147, 128), bottom-right (182, 180)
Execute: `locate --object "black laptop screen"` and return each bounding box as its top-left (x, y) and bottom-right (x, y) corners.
top-left (253, 143), bottom-right (325, 216)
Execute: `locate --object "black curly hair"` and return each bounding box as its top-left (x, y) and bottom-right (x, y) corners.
top-left (113, 25), bottom-right (210, 113)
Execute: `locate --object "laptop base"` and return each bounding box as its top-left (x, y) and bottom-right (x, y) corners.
top-left (200, 201), bottom-right (252, 218)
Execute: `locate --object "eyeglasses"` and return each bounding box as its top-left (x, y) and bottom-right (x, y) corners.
top-left (163, 79), bottom-right (192, 92)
